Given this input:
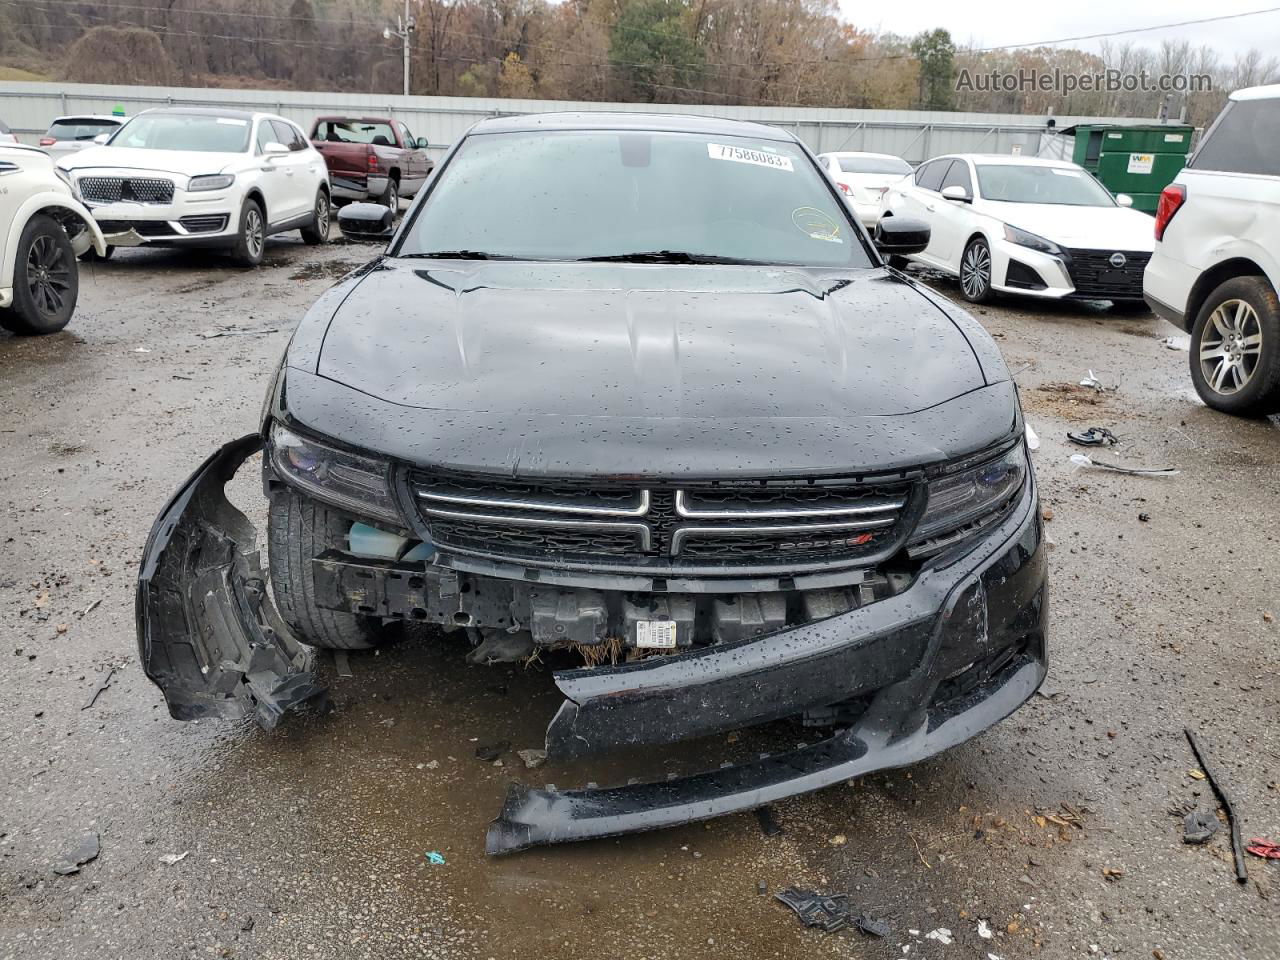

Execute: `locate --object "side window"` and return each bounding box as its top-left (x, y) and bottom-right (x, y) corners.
top-left (270, 120), bottom-right (303, 152)
top-left (916, 160), bottom-right (947, 192)
top-left (254, 120), bottom-right (273, 155)
top-left (399, 122), bottom-right (415, 147)
top-left (1190, 100), bottom-right (1280, 177)
top-left (940, 159), bottom-right (973, 196)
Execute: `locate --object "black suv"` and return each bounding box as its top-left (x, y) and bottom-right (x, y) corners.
top-left (137, 113), bottom-right (1047, 854)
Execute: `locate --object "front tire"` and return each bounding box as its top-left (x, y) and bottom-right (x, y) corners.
top-left (267, 489), bottom-right (387, 650)
top-left (0, 215), bottom-right (78, 335)
top-left (230, 198), bottom-right (266, 267)
top-left (299, 189), bottom-right (330, 245)
top-left (959, 237), bottom-right (994, 304)
top-left (1188, 276), bottom-right (1280, 416)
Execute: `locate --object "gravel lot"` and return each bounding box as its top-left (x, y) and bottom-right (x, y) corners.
top-left (1, 232), bottom-right (1277, 960)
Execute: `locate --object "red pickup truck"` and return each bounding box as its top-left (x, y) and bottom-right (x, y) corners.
top-left (310, 117), bottom-right (434, 210)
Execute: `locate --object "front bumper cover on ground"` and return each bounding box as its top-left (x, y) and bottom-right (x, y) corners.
top-left (136, 433), bottom-right (1046, 854)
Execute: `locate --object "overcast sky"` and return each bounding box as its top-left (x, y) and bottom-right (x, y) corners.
top-left (836, 1), bottom-right (1280, 59)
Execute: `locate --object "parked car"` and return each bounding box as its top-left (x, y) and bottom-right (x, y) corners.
top-left (137, 113), bottom-right (1046, 854)
top-left (0, 119), bottom-right (18, 145)
top-left (39, 115), bottom-right (128, 162)
top-left (0, 144), bottom-right (107, 334)
top-left (1143, 84), bottom-right (1280, 415)
top-left (310, 117), bottom-right (432, 210)
top-left (57, 107), bottom-right (330, 266)
top-left (816, 151), bottom-right (912, 228)
top-left (881, 154), bottom-right (1155, 308)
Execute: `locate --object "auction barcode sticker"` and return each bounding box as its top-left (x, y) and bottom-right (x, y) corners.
top-left (707, 143), bottom-right (794, 172)
top-left (636, 620), bottom-right (678, 649)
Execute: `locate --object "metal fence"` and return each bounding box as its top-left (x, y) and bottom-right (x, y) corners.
top-left (0, 80), bottom-right (1154, 163)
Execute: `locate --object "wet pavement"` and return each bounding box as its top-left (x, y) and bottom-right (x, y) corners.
top-left (2, 237), bottom-right (1278, 960)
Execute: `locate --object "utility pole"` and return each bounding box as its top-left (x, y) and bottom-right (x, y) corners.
top-left (383, 0), bottom-right (416, 97)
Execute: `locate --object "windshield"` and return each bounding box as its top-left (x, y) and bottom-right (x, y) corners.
top-left (976, 164), bottom-right (1115, 206)
top-left (315, 120), bottom-right (396, 146)
top-left (110, 114), bottom-right (251, 153)
top-left (837, 155), bottom-right (911, 175)
top-left (48, 118), bottom-right (120, 141)
top-left (397, 130), bottom-right (870, 267)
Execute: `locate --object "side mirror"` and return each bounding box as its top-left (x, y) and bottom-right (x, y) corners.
top-left (264, 142), bottom-right (289, 156)
top-left (1116, 193), bottom-right (1134, 207)
top-left (415, 136), bottom-right (430, 149)
top-left (874, 217), bottom-right (931, 257)
top-left (940, 184), bottom-right (971, 202)
top-left (337, 202), bottom-right (394, 243)
top-left (93, 133), bottom-right (111, 145)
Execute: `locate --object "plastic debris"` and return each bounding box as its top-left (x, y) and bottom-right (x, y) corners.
top-left (925, 928), bottom-right (954, 945)
top-left (1079, 370), bottom-right (1104, 390)
top-left (159, 851), bottom-right (189, 865)
top-left (517, 748), bottom-right (547, 769)
top-left (1246, 838), bottom-right (1280, 860)
top-left (977, 919), bottom-right (994, 939)
top-left (333, 650), bottom-right (353, 678)
top-left (1066, 426), bottom-right (1118, 447)
top-left (425, 851), bottom-right (447, 865)
top-left (856, 915), bottom-right (891, 938)
top-left (1024, 424), bottom-right (1040, 450)
top-left (1183, 810), bottom-right (1220, 844)
top-left (755, 806), bottom-right (783, 837)
top-left (1069, 454), bottom-right (1178, 477)
top-left (81, 666), bottom-right (116, 709)
top-left (53, 832), bottom-right (100, 875)
top-left (1159, 335), bottom-right (1191, 351)
top-left (774, 887), bottom-right (852, 932)
top-left (474, 741), bottom-right (510, 762)
top-left (1185, 728), bottom-right (1248, 883)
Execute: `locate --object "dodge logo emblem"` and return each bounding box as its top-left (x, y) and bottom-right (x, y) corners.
top-left (1109, 252), bottom-right (1127, 268)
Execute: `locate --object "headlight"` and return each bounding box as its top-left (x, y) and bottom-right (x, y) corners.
top-left (912, 443), bottom-right (1028, 547)
top-left (188, 173), bottom-right (235, 192)
top-left (54, 165), bottom-right (79, 197)
top-left (1003, 224), bottom-right (1061, 257)
top-left (269, 424), bottom-right (401, 524)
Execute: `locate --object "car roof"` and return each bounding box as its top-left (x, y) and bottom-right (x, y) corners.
top-left (468, 111), bottom-right (799, 142)
top-left (136, 107), bottom-right (259, 121)
top-left (934, 154), bottom-right (1079, 168)
top-left (820, 151), bottom-right (904, 160)
top-left (1230, 83), bottom-right (1280, 102)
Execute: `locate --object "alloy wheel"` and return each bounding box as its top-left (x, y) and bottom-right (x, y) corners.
top-left (246, 208), bottom-right (264, 259)
top-left (961, 242), bottom-right (991, 300)
top-left (388, 180), bottom-right (398, 211)
top-left (1199, 298), bottom-right (1262, 395)
top-left (316, 193), bottom-right (329, 235)
top-left (26, 234), bottom-right (71, 318)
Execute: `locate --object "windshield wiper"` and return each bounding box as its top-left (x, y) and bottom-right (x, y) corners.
top-left (400, 250), bottom-right (518, 260)
top-left (577, 250), bottom-right (764, 265)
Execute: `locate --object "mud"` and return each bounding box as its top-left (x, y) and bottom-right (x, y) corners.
top-left (2, 244), bottom-right (1278, 960)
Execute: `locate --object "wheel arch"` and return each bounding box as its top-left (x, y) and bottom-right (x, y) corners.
top-left (2, 194), bottom-right (105, 288)
top-left (1186, 258), bottom-right (1273, 332)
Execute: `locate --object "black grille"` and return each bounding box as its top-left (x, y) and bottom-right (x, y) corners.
top-left (79, 176), bottom-right (174, 204)
top-left (1063, 248), bottom-right (1150, 299)
top-left (95, 219), bottom-right (176, 237)
top-left (178, 214), bottom-right (229, 233)
top-left (410, 472), bottom-right (912, 573)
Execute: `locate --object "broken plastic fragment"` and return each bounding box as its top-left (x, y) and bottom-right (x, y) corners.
top-left (925, 928), bottom-right (953, 945)
top-left (159, 851), bottom-right (189, 865)
top-left (1183, 810), bottom-right (1219, 844)
top-left (1069, 454), bottom-right (1178, 477)
top-left (53, 832), bottom-right (100, 875)
top-left (425, 851), bottom-right (447, 864)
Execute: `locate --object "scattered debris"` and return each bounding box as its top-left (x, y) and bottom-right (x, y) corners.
top-left (856, 915), bottom-right (891, 938)
top-left (159, 851), bottom-right (189, 865)
top-left (197, 326), bottom-right (280, 339)
top-left (1102, 866), bottom-right (1125, 881)
top-left (925, 928), bottom-right (954, 945)
top-left (133, 347), bottom-right (151, 354)
top-left (1069, 453), bottom-right (1179, 477)
top-left (757, 880), bottom-right (769, 896)
top-left (1079, 370), bottom-right (1106, 390)
top-left (829, 834), bottom-right (847, 846)
top-left (1185, 727), bottom-right (1248, 883)
top-left (756, 806), bottom-right (783, 837)
top-left (1188, 769), bottom-right (1207, 781)
top-left (1066, 426), bottom-right (1118, 447)
top-left (79, 597), bottom-right (101, 617)
top-left (53, 832), bottom-right (100, 875)
top-left (425, 851), bottom-right (447, 865)
top-left (333, 650), bottom-right (353, 678)
top-left (81, 666), bottom-right (116, 710)
top-left (517, 748), bottom-right (547, 769)
top-left (977, 919), bottom-right (994, 939)
top-left (774, 887), bottom-right (855, 933)
top-left (1246, 838), bottom-right (1280, 860)
top-left (1041, 506), bottom-right (1055, 521)
top-left (1183, 810), bottom-right (1220, 844)
top-left (475, 741), bottom-right (510, 762)
top-left (241, 916), bottom-right (255, 933)
top-left (1159, 335), bottom-right (1191, 351)
top-left (1138, 513), bottom-right (1151, 522)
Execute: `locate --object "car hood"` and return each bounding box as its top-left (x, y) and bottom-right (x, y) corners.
top-left (57, 146), bottom-right (240, 178)
top-left (314, 260), bottom-right (989, 421)
top-left (978, 201), bottom-right (1155, 251)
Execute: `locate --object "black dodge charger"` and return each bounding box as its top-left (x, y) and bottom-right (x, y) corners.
top-left (137, 113), bottom-right (1047, 854)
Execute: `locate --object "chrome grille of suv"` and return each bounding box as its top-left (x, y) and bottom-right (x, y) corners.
top-left (78, 176), bottom-right (174, 204)
top-left (410, 474), bottom-right (913, 573)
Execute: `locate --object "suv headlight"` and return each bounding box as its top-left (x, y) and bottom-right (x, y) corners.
top-left (911, 443), bottom-right (1028, 549)
top-left (188, 173), bottom-right (235, 192)
top-left (54, 165), bottom-right (79, 198)
top-left (269, 423), bottom-right (401, 524)
top-left (1003, 224), bottom-right (1061, 257)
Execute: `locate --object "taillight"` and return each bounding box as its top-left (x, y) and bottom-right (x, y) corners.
top-left (367, 147), bottom-right (379, 172)
top-left (1154, 184), bottom-right (1186, 241)
top-left (39, 137), bottom-right (56, 146)
top-left (837, 182), bottom-right (852, 195)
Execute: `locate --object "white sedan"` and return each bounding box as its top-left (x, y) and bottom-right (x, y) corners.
top-left (57, 107), bottom-right (331, 267)
top-left (0, 144), bottom-right (106, 335)
top-left (880, 154), bottom-right (1155, 307)
top-left (816, 151), bottom-right (913, 228)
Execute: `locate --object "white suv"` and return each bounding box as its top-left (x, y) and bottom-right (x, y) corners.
top-left (1144, 85), bottom-right (1280, 415)
top-left (57, 108), bottom-right (331, 267)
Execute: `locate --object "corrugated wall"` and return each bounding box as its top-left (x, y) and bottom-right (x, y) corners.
top-left (0, 81), bottom-right (1150, 163)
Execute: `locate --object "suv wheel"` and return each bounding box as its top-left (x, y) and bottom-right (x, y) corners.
top-left (1189, 276), bottom-right (1280, 415)
top-left (0, 215), bottom-right (78, 335)
top-left (959, 237), bottom-right (994, 303)
top-left (300, 189), bottom-right (329, 245)
top-left (380, 176), bottom-right (399, 212)
top-left (230, 198), bottom-right (266, 267)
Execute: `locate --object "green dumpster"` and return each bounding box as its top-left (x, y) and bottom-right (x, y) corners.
top-left (1068, 124), bottom-right (1195, 214)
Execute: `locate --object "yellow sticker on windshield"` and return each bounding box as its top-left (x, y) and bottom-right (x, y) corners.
top-left (792, 207), bottom-right (843, 243)
top-left (707, 143), bottom-right (794, 172)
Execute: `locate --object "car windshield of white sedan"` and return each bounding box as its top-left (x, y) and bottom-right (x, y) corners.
top-left (976, 164), bottom-right (1115, 206)
top-left (837, 156), bottom-right (911, 175)
top-left (398, 130), bottom-right (870, 266)
top-left (111, 114), bottom-right (250, 153)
